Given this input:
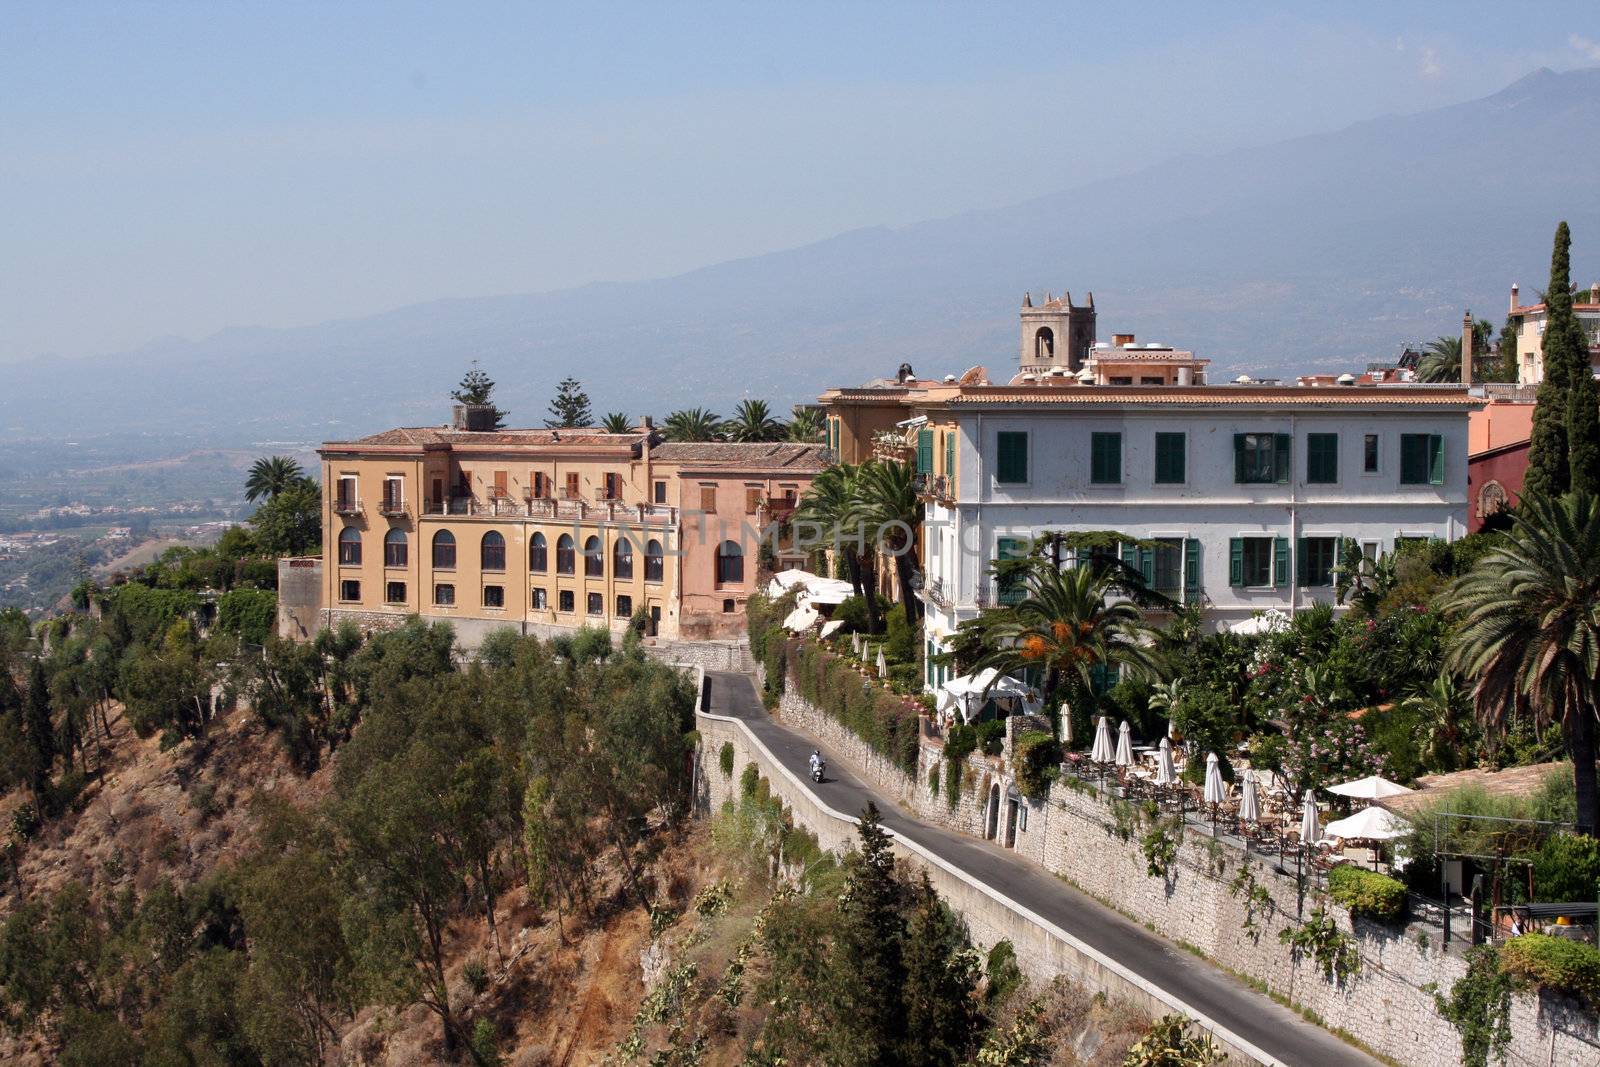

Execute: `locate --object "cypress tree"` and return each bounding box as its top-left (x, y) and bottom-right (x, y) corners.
top-left (22, 657), bottom-right (56, 798)
top-left (1524, 223), bottom-right (1578, 498)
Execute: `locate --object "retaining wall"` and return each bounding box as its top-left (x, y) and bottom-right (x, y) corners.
top-left (757, 669), bottom-right (1600, 1067)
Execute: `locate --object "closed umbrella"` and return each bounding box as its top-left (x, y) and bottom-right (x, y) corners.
top-left (1090, 716), bottom-right (1114, 763)
top-left (1239, 773), bottom-right (1261, 824)
top-left (1114, 720), bottom-right (1134, 768)
top-left (852, 632), bottom-right (863, 656)
top-left (875, 647), bottom-right (888, 678)
top-left (1154, 737), bottom-right (1176, 786)
top-left (1299, 789), bottom-right (1321, 849)
top-left (1203, 752), bottom-right (1227, 806)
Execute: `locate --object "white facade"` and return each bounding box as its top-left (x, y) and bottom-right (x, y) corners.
top-left (918, 386), bottom-right (1478, 675)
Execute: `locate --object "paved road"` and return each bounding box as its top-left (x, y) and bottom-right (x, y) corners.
top-left (705, 671), bottom-right (1377, 1067)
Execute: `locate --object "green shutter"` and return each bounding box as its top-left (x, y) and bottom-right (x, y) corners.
top-left (1233, 434), bottom-right (1246, 483)
top-left (1428, 434), bottom-right (1445, 485)
top-left (916, 428), bottom-right (933, 474)
top-left (1274, 536), bottom-right (1290, 588)
top-left (1120, 542), bottom-right (1137, 573)
top-left (1296, 538), bottom-right (1308, 586)
top-left (997, 537), bottom-right (1027, 604)
top-left (1307, 433), bottom-right (1338, 484)
top-left (1138, 546), bottom-right (1154, 585)
top-left (1155, 432), bottom-right (1185, 484)
top-left (1183, 538), bottom-right (1201, 602)
top-left (1274, 434), bottom-right (1292, 485)
top-left (945, 432), bottom-right (955, 476)
top-left (1400, 434), bottom-right (1424, 484)
top-left (1229, 538), bottom-right (1244, 586)
top-left (1091, 432), bottom-right (1122, 484)
top-left (996, 432), bottom-right (1028, 483)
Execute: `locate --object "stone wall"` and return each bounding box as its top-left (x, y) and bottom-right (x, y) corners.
top-left (275, 557), bottom-right (322, 641)
top-left (647, 638), bottom-right (753, 673)
top-left (765, 677), bottom-right (1600, 1067)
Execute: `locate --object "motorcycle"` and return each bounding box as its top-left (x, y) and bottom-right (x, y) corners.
top-left (810, 761), bottom-right (826, 784)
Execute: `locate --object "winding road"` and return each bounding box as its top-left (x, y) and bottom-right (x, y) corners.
top-left (705, 670), bottom-right (1378, 1067)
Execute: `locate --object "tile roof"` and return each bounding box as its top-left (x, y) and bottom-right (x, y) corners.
top-left (928, 385), bottom-right (1481, 408)
top-left (326, 427), bottom-right (645, 448)
top-left (649, 442), bottom-right (828, 470)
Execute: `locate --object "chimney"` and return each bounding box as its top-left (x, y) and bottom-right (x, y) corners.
top-left (1113, 333), bottom-right (1135, 347)
top-left (1461, 310), bottom-right (1474, 386)
top-left (451, 403), bottom-right (497, 432)
top-left (639, 415), bottom-right (654, 431)
top-left (1510, 283), bottom-right (1519, 313)
top-left (1590, 282), bottom-right (1599, 305)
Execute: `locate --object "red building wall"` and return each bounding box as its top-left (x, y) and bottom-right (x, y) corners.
top-left (1466, 440), bottom-right (1529, 532)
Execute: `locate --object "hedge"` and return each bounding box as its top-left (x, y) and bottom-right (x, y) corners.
top-left (1327, 864), bottom-right (1407, 923)
top-left (1499, 934), bottom-right (1600, 1008)
top-left (745, 591), bottom-right (925, 779)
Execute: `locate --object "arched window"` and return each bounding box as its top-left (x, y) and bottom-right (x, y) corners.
top-left (556, 534), bottom-right (575, 575)
top-left (645, 538), bottom-right (664, 582)
top-left (338, 527), bottom-right (362, 566)
top-left (613, 536), bottom-right (633, 579)
top-left (1034, 326), bottom-right (1054, 362)
top-left (432, 530), bottom-right (456, 569)
top-left (383, 528), bottom-right (408, 567)
top-left (481, 530), bottom-right (506, 571)
top-left (584, 535), bottom-right (603, 577)
top-left (715, 540), bottom-right (743, 584)
top-left (530, 531), bottom-right (548, 572)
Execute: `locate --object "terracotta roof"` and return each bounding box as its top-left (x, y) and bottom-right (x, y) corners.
top-left (928, 385), bottom-right (1481, 408)
top-left (1511, 302), bottom-right (1600, 315)
top-left (324, 427), bottom-right (645, 449)
top-left (1382, 762), bottom-right (1576, 818)
top-left (649, 442), bottom-right (828, 471)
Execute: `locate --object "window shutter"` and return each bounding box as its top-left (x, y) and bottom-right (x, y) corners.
top-left (1296, 538), bottom-right (1307, 586)
top-left (1429, 434), bottom-right (1445, 485)
top-left (1121, 542), bottom-right (1137, 574)
top-left (1229, 538), bottom-right (1244, 586)
top-left (917, 428), bottom-right (933, 474)
top-left (1138, 546), bottom-right (1154, 585)
top-left (1233, 434), bottom-right (1246, 483)
top-left (944, 432), bottom-right (955, 476)
top-left (1274, 536), bottom-right (1290, 587)
top-left (1400, 434), bottom-right (1424, 484)
top-left (1183, 538), bottom-right (1201, 602)
top-left (1274, 434), bottom-right (1292, 484)
top-left (997, 432), bottom-right (1028, 483)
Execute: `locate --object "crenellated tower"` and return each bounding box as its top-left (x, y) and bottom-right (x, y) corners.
top-left (1019, 290), bottom-right (1097, 374)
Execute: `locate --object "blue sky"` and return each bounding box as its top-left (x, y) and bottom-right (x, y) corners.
top-left (4, 1), bottom-right (1599, 360)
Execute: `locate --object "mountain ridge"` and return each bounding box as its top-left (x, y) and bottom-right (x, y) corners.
top-left (5, 66), bottom-right (1600, 443)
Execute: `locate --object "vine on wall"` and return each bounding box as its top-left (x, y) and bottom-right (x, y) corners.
top-left (1279, 906), bottom-right (1360, 985)
top-left (1427, 945), bottom-right (1512, 1067)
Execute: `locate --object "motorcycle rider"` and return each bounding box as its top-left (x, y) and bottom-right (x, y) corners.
top-left (808, 749), bottom-right (824, 780)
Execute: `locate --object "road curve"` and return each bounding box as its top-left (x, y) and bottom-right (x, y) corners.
top-left (705, 670), bottom-right (1378, 1067)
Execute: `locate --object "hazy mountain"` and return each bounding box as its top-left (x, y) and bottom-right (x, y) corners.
top-left (6, 66), bottom-right (1600, 445)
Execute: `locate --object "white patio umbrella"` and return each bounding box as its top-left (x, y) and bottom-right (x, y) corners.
top-left (1325, 774), bottom-right (1413, 800)
top-left (797, 578), bottom-right (855, 606)
top-left (765, 568), bottom-right (816, 597)
top-left (1203, 752), bottom-right (1227, 806)
top-left (1299, 789), bottom-right (1321, 848)
top-left (1229, 608), bottom-right (1289, 636)
top-left (1090, 716), bottom-right (1114, 763)
top-left (1114, 720), bottom-right (1135, 767)
top-left (1239, 773), bottom-right (1261, 824)
top-left (1154, 737), bottom-right (1176, 786)
top-left (1324, 805), bottom-right (1410, 841)
top-left (875, 647), bottom-right (888, 678)
top-left (851, 632), bottom-right (863, 656)
top-left (782, 605), bottom-right (819, 632)
top-left (819, 620), bottom-right (844, 639)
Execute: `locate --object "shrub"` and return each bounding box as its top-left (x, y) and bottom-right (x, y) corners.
top-left (1327, 865), bottom-right (1406, 923)
top-left (740, 762), bottom-right (760, 799)
top-left (463, 957), bottom-right (489, 995)
top-left (831, 595), bottom-right (869, 633)
top-left (1013, 731), bottom-right (1061, 801)
top-left (1122, 1013), bottom-right (1222, 1066)
top-left (1532, 834), bottom-right (1600, 904)
top-left (1499, 934), bottom-right (1600, 1007)
top-left (718, 742), bottom-right (735, 779)
top-left (215, 587), bottom-right (277, 645)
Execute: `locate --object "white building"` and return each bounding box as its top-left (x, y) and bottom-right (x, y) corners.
top-left (1508, 281), bottom-right (1600, 386)
top-left (913, 381), bottom-right (1479, 685)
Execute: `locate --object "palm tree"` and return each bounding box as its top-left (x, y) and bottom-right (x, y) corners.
top-left (972, 561), bottom-right (1159, 729)
top-left (245, 456), bottom-right (307, 502)
top-left (663, 407), bottom-right (723, 443)
top-left (723, 399), bottom-right (785, 442)
top-left (847, 460), bottom-right (922, 622)
top-left (788, 406), bottom-right (825, 443)
top-left (1418, 336), bottom-right (1463, 383)
top-left (795, 463), bottom-right (880, 632)
top-left (1401, 672), bottom-right (1474, 775)
top-left (600, 412), bottom-right (633, 434)
top-left (1442, 490), bottom-right (1600, 834)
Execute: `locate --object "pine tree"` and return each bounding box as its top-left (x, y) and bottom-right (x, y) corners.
top-left (899, 873), bottom-right (981, 1067)
top-left (450, 362), bottom-right (508, 428)
top-left (1525, 223), bottom-right (1578, 498)
top-left (22, 657), bottom-right (56, 798)
top-left (825, 803), bottom-right (908, 1065)
top-left (544, 378), bottom-right (593, 428)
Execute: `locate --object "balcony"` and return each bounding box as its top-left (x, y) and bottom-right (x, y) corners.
top-left (377, 498), bottom-right (408, 517)
top-left (914, 473), bottom-right (951, 501)
top-left (332, 498), bottom-right (362, 516)
top-left (924, 575), bottom-right (951, 610)
top-left (421, 495), bottom-right (677, 525)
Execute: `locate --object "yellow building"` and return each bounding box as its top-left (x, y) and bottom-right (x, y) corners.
top-left (309, 405), bottom-right (825, 647)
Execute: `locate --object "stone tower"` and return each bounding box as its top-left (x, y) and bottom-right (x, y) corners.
top-left (1019, 290), bottom-right (1097, 375)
